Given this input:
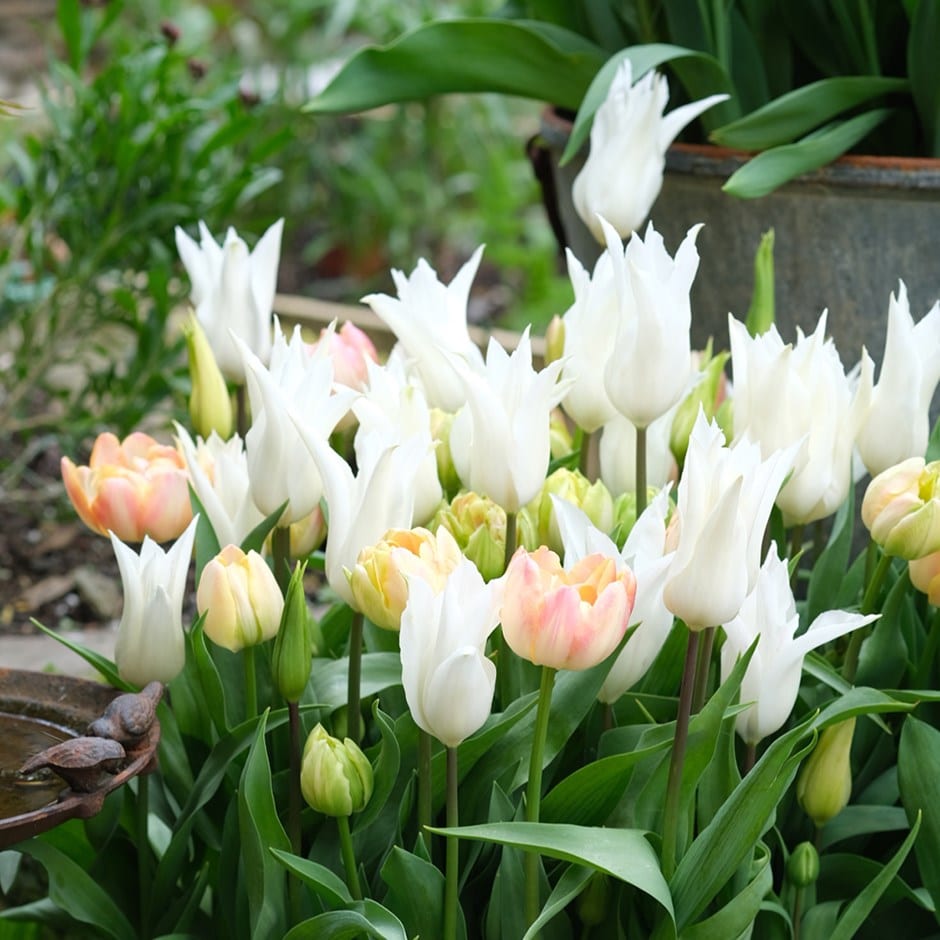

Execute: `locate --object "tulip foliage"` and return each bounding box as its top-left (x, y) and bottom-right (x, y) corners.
top-left (14, 216), bottom-right (940, 940)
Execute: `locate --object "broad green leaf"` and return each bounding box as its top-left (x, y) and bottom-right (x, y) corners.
top-left (56, 0), bottom-right (83, 71)
top-left (12, 840), bottom-right (135, 940)
top-left (711, 76), bottom-right (909, 149)
top-left (429, 822), bottom-right (674, 926)
top-left (310, 653), bottom-right (402, 710)
top-left (241, 501), bottom-right (289, 556)
top-left (523, 863), bottom-right (594, 940)
top-left (379, 847), bottom-right (446, 940)
top-left (187, 614), bottom-right (230, 735)
top-left (283, 901), bottom-right (408, 940)
top-left (908, 0), bottom-right (940, 155)
top-left (189, 489), bottom-right (221, 584)
top-left (819, 805), bottom-right (910, 850)
top-left (856, 569), bottom-right (911, 688)
top-left (562, 44), bottom-right (731, 163)
top-left (829, 813), bottom-right (921, 940)
top-left (304, 19), bottom-right (606, 115)
top-left (898, 715), bottom-right (940, 912)
top-left (238, 711), bottom-right (291, 939)
top-left (269, 849), bottom-right (352, 908)
top-left (722, 109), bottom-right (893, 197)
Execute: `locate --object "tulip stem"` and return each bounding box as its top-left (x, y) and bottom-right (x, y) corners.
top-left (418, 728), bottom-right (433, 837)
top-left (525, 665), bottom-right (557, 931)
top-left (579, 429), bottom-right (599, 482)
top-left (272, 525), bottom-right (291, 593)
top-left (843, 550), bottom-right (893, 682)
top-left (635, 426), bottom-right (648, 517)
top-left (444, 745), bottom-right (460, 940)
top-left (236, 383), bottom-right (249, 440)
top-left (347, 610), bottom-right (364, 743)
top-left (287, 700), bottom-right (302, 924)
top-left (789, 525), bottom-right (805, 586)
top-left (337, 814), bottom-right (362, 900)
top-left (505, 511), bottom-right (517, 569)
top-left (691, 626), bottom-right (715, 713)
top-left (662, 629), bottom-right (700, 880)
top-left (914, 607), bottom-right (940, 688)
top-left (136, 774), bottom-right (151, 938)
top-left (244, 645), bottom-right (258, 721)
top-left (498, 513), bottom-right (518, 710)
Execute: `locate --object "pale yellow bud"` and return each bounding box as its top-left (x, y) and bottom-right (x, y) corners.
top-left (431, 492), bottom-right (507, 581)
top-left (797, 718), bottom-right (855, 827)
top-left (862, 458), bottom-right (940, 559)
top-left (183, 313), bottom-right (233, 440)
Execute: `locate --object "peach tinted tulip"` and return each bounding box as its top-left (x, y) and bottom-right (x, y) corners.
top-left (61, 431), bottom-right (193, 543)
top-left (308, 321), bottom-right (379, 390)
top-left (500, 546), bottom-right (636, 671)
top-left (910, 550), bottom-right (940, 605)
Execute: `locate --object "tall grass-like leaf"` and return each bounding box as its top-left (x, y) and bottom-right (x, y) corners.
top-left (804, 485), bottom-right (855, 624)
top-left (310, 653), bottom-right (403, 710)
top-left (855, 570), bottom-right (911, 688)
top-left (282, 902), bottom-right (408, 940)
top-left (28, 619), bottom-right (130, 690)
top-left (523, 864), bottom-right (595, 940)
top-left (355, 705), bottom-right (401, 831)
top-left (908, 0), bottom-right (940, 155)
top-left (304, 20), bottom-right (606, 115)
top-left (711, 76), bottom-right (909, 149)
top-left (721, 109), bottom-right (893, 197)
top-left (10, 840), bottom-right (136, 940)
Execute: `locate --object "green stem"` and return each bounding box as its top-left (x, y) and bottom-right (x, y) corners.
top-left (243, 644), bottom-right (258, 721)
top-left (236, 383), bottom-right (249, 440)
top-left (337, 814), bottom-right (362, 900)
top-left (498, 512), bottom-right (519, 709)
top-left (914, 607), bottom-right (940, 688)
top-left (287, 700), bottom-right (302, 924)
top-left (579, 429), bottom-right (599, 482)
top-left (272, 525), bottom-right (292, 593)
top-left (418, 728), bottom-right (433, 837)
top-left (843, 550), bottom-right (893, 682)
top-left (635, 425), bottom-right (648, 517)
top-left (347, 610), bottom-right (364, 743)
top-left (444, 746), bottom-right (460, 940)
top-left (525, 665), bottom-right (557, 932)
top-left (691, 626), bottom-right (715, 714)
top-left (137, 773), bottom-right (151, 938)
top-left (504, 510), bottom-right (517, 570)
top-left (743, 741), bottom-right (757, 776)
top-left (789, 524), bottom-right (805, 586)
top-left (661, 629), bottom-right (701, 880)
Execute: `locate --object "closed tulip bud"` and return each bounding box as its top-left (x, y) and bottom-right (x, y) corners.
top-left (910, 550), bottom-right (940, 605)
top-left (797, 718), bottom-right (855, 827)
top-left (183, 312), bottom-right (233, 440)
top-left (197, 545), bottom-right (284, 652)
top-left (430, 408), bottom-right (462, 498)
top-left (786, 842), bottom-right (820, 888)
top-left (549, 408), bottom-right (576, 460)
top-left (544, 315), bottom-right (565, 366)
top-left (609, 488), bottom-right (664, 551)
top-left (525, 469), bottom-right (614, 555)
top-left (744, 229), bottom-right (776, 338)
top-left (577, 872), bottom-right (610, 927)
top-left (347, 527), bottom-right (463, 631)
top-left (669, 345), bottom-right (730, 467)
top-left (300, 724), bottom-right (373, 817)
top-left (862, 458), bottom-right (940, 560)
top-left (285, 505), bottom-right (327, 557)
top-left (272, 561), bottom-right (312, 702)
top-left (431, 491), bottom-right (507, 581)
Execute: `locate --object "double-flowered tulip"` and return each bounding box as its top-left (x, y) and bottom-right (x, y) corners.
top-left (62, 431), bottom-right (193, 543)
top-left (400, 557), bottom-right (504, 747)
top-left (500, 544), bottom-right (636, 671)
top-left (111, 516), bottom-right (198, 686)
top-left (175, 219), bottom-right (283, 382)
top-left (196, 545), bottom-right (284, 652)
top-left (572, 60), bottom-right (727, 243)
top-left (721, 546), bottom-right (877, 746)
top-left (301, 724), bottom-right (373, 817)
top-left (862, 457), bottom-right (940, 560)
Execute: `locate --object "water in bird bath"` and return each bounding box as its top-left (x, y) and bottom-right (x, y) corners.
top-left (0, 712), bottom-right (73, 818)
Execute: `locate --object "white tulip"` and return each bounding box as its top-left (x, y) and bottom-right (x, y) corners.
top-left (362, 248), bottom-right (486, 411)
top-left (111, 516), bottom-right (198, 687)
top-left (238, 322), bottom-right (357, 525)
top-left (400, 558), bottom-right (503, 747)
top-left (599, 411), bottom-right (676, 496)
top-left (729, 312), bottom-right (874, 525)
top-left (573, 61), bottom-right (728, 242)
top-left (553, 491), bottom-right (676, 702)
top-left (450, 329), bottom-right (573, 513)
top-left (602, 219), bottom-right (701, 429)
top-left (663, 412), bottom-right (797, 629)
top-left (175, 219), bottom-right (283, 382)
top-left (721, 544), bottom-right (878, 746)
top-left (175, 425), bottom-right (264, 549)
top-left (857, 281), bottom-right (940, 477)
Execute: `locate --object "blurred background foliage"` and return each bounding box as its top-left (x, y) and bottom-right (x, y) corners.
top-left (0, 0), bottom-right (569, 479)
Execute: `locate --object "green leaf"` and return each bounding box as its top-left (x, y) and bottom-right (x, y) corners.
top-left (238, 711), bottom-right (291, 939)
top-left (241, 501), bottom-right (289, 556)
top-left (722, 109), bottom-right (894, 198)
top-left (304, 19), bottom-right (606, 115)
top-left (12, 839), bottom-right (136, 940)
top-left (187, 613), bottom-right (231, 735)
top-left (898, 715), bottom-right (940, 913)
top-left (283, 901), bottom-right (408, 940)
top-left (908, 0), bottom-right (940, 155)
top-left (711, 76), bottom-right (909, 150)
top-left (29, 619), bottom-right (130, 690)
top-left (355, 704), bottom-right (400, 831)
top-left (819, 805), bottom-right (911, 850)
top-left (269, 849), bottom-right (352, 907)
top-left (804, 485), bottom-right (855, 624)
top-left (189, 489), bottom-right (221, 585)
top-left (428, 822), bottom-right (675, 927)
top-left (524, 863), bottom-right (594, 940)
top-left (562, 44), bottom-right (731, 163)
top-left (855, 570), bottom-right (911, 688)
top-left (379, 847), bottom-right (445, 940)
top-left (310, 653), bottom-right (402, 710)
top-left (829, 813), bottom-right (921, 940)
top-left (56, 0), bottom-right (83, 71)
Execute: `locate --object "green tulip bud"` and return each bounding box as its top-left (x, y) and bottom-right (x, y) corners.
top-left (549, 408), bottom-right (575, 460)
top-left (797, 718), bottom-right (855, 827)
top-left (544, 315), bottom-right (565, 366)
top-left (429, 408), bottom-right (462, 498)
top-left (745, 228), bottom-right (775, 337)
top-left (300, 724), bottom-right (373, 817)
top-left (431, 491), bottom-right (507, 581)
top-left (524, 468), bottom-right (614, 554)
top-left (785, 842), bottom-right (820, 888)
top-left (182, 313), bottom-right (233, 440)
top-left (670, 344), bottom-right (730, 467)
top-left (272, 561), bottom-right (313, 702)
top-left (577, 871), bottom-right (609, 927)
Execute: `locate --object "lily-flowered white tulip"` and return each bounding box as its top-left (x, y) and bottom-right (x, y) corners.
top-left (857, 282), bottom-right (940, 477)
top-left (450, 329), bottom-right (573, 513)
top-left (111, 516), bottom-right (198, 687)
top-left (663, 412), bottom-right (797, 629)
top-left (721, 544), bottom-right (878, 746)
top-left (559, 249), bottom-right (619, 432)
top-left (553, 491), bottom-right (676, 702)
top-left (291, 418), bottom-right (430, 607)
top-left (362, 248), bottom-right (485, 411)
top-left (353, 359), bottom-right (443, 525)
top-left (599, 411), bottom-right (676, 496)
top-left (729, 312), bottom-right (874, 525)
top-left (175, 425), bottom-right (264, 549)
top-left (400, 557), bottom-right (504, 747)
top-left (573, 61), bottom-right (728, 242)
top-left (602, 219), bottom-right (702, 429)
top-left (238, 322), bottom-right (358, 526)
top-left (175, 219), bottom-right (283, 382)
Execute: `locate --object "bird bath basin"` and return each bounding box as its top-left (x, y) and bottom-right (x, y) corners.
top-left (0, 669), bottom-right (162, 849)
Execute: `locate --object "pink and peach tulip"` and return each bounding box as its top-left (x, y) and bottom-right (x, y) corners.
top-left (308, 321), bottom-right (379, 391)
top-left (61, 431), bottom-right (193, 543)
top-left (500, 546), bottom-right (636, 671)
